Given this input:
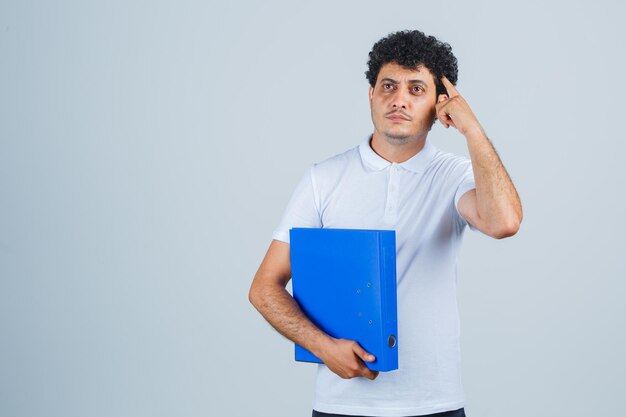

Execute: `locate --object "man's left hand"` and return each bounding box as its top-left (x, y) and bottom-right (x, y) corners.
top-left (436, 76), bottom-right (484, 137)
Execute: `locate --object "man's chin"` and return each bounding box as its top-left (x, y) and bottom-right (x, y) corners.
top-left (381, 130), bottom-right (414, 143)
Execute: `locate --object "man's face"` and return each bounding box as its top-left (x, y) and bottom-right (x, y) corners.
top-left (369, 62), bottom-right (445, 144)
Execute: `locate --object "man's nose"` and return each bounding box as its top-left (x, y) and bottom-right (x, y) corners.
top-left (391, 88), bottom-right (410, 109)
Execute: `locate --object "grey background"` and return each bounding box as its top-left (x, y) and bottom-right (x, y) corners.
top-left (1, 1), bottom-right (625, 416)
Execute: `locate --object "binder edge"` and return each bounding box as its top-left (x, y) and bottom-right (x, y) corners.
top-left (380, 230), bottom-right (399, 371)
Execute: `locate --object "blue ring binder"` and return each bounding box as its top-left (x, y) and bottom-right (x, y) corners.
top-left (290, 227), bottom-right (399, 372)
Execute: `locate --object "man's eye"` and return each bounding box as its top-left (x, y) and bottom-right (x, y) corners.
top-left (383, 83), bottom-right (393, 90)
top-left (412, 86), bottom-right (423, 93)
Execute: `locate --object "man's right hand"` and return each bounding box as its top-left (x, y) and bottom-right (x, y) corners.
top-left (317, 338), bottom-right (379, 380)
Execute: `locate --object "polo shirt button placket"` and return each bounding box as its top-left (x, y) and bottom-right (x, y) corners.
top-left (385, 164), bottom-right (400, 222)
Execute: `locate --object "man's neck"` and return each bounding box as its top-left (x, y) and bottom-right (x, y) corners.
top-left (370, 131), bottom-right (428, 163)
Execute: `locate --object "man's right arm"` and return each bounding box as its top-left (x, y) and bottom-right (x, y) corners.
top-left (248, 239), bottom-right (379, 380)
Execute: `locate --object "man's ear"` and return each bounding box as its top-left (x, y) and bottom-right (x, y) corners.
top-left (434, 94), bottom-right (449, 121)
top-left (368, 86), bottom-right (374, 104)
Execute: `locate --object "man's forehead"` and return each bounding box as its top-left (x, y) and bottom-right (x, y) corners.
top-left (377, 62), bottom-right (435, 85)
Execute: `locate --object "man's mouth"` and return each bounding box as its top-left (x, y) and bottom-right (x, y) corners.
top-left (386, 113), bottom-right (411, 121)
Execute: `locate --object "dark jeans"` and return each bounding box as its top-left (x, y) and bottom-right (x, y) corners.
top-left (312, 407), bottom-right (466, 417)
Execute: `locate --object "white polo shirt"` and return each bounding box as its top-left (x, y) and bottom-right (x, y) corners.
top-left (272, 135), bottom-right (477, 417)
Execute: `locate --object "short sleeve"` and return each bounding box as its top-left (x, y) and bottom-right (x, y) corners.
top-left (271, 165), bottom-right (322, 244)
top-left (453, 159), bottom-right (478, 232)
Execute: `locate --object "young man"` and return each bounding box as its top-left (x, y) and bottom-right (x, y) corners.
top-left (249, 30), bottom-right (522, 417)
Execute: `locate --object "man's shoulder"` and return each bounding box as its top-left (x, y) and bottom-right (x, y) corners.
top-left (423, 147), bottom-right (473, 188)
top-left (311, 143), bottom-right (361, 176)
top-left (428, 147), bottom-right (472, 173)
top-left (430, 147), bottom-right (471, 166)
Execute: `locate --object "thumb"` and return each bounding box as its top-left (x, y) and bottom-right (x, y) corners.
top-left (352, 343), bottom-right (376, 363)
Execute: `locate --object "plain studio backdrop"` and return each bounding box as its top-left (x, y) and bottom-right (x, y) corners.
top-left (1, 1), bottom-right (625, 416)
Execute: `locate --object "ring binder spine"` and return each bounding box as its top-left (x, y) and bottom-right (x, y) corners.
top-left (381, 231), bottom-right (399, 370)
top-left (377, 233), bottom-right (387, 366)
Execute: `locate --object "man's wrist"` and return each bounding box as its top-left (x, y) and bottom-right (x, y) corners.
top-left (464, 123), bottom-right (487, 142)
top-left (309, 333), bottom-right (334, 359)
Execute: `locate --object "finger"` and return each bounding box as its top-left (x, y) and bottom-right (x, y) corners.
top-left (440, 76), bottom-right (459, 97)
top-left (446, 114), bottom-right (457, 129)
top-left (437, 111), bottom-right (450, 128)
top-left (441, 111), bottom-right (457, 128)
top-left (362, 368), bottom-right (379, 380)
top-left (352, 342), bottom-right (376, 363)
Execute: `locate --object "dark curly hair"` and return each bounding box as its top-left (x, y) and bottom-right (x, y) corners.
top-left (365, 30), bottom-right (458, 99)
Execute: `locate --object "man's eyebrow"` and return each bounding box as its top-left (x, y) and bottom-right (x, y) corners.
top-left (380, 77), bottom-right (429, 86)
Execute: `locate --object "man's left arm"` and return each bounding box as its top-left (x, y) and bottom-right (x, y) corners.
top-left (436, 76), bottom-right (523, 239)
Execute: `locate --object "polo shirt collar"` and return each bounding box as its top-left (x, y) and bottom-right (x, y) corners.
top-left (358, 134), bottom-right (437, 174)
